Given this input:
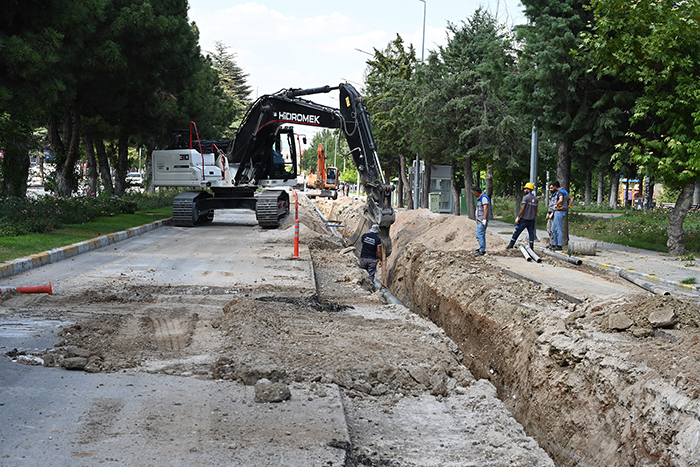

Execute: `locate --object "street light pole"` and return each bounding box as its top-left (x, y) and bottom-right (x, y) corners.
top-left (420, 0), bottom-right (426, 62)
top-left (415, 0), bottom-right (426, 209)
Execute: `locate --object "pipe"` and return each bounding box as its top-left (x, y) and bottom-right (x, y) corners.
top-left (619, 270), bottom-right (670, 296)
top-left (540, 248), bottom-right (583, 265)
top-left (518, 245), bottom-right (532, 262)
top-left (524, 245), bottom-right (542, 263)
top-left (0, 282), bottom-right (52, 295)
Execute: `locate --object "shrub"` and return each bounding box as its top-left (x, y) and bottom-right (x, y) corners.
top-left (0, 194), bottom-right (137, 237)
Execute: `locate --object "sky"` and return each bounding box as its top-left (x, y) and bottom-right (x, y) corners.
top-left (187, 0), bottom-right (526, 111)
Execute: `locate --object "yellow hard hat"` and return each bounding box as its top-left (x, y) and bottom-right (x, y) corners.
top-left (524, 182), bottom-right (535, 190)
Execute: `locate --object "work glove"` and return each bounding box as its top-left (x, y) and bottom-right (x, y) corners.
top-left (556, 203), bottom-right (563, 210)
top-left (515, 217), bottom-right (520, 225)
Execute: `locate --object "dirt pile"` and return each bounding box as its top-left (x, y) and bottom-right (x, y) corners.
top-left (327, 197), bottom-right (700, 467)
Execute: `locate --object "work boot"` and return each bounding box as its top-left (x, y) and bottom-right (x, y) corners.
top-left (473, 250), bottom-right (485, 257)
top-left (506, 241), bottom-right (515, 250)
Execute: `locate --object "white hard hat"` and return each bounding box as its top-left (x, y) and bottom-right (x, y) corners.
top-left (370, 224), bottom-right (380, 233)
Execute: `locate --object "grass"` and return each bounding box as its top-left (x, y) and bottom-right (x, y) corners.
top-left (0, 208), bottom-right (171, 263)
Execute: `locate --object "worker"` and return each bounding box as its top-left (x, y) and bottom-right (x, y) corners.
top-left (549, 180), bottom-right (569, 251)
top-left (506, 182), bottom-right (539, 250)
top-left (472, 186), bottom-right (490, 256)
top-left (360, 224), bottom-right (383, 284)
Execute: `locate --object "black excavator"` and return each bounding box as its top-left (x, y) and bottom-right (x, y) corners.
top-left (152, 83), bottom-right (395, 236)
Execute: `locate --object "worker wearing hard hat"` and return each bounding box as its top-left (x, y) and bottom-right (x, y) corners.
top-left (506, 182), bottom-right (539, 250)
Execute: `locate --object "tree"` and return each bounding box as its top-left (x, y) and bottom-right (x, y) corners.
top-left (408, 10), bottom-right (522, 214)
top-left (516, 0), bottom-right (595, 192)
top-left (0, 0), bottom-right (101, 197)
top-left (208, 41), bottom-right (252, 138)
top-left (584, 0), bottom-right (700, 254)
top-left (364, 35), bottom-right (418, 209)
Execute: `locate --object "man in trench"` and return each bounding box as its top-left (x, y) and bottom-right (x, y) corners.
top-left (360, 224), bottom-right (383, 285)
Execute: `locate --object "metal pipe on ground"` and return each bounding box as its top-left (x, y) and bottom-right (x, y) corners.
top-left (568, 241), bottom-right (597, 256)
top-left (524, 245), bottom-right (542, 263)
top-left (619, 270), bottom-right (671, 296)
top-left (540, 248), bottom-right (583, 265)
top-left (518, 245), bottom-right (532, 262)
top-left (0, 282), bottom-right (52, 295)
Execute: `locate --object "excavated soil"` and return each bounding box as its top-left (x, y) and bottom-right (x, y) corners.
top-left (317, 196), bottom-right (700, 467)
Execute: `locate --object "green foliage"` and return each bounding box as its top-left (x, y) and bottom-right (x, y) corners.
top-left (0, 194), bottom-right (137, 237)
top-left (584, 0), bottom-right (700, 189)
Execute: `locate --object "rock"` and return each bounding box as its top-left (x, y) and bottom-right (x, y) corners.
top-left (648, 309), bottom-right (676, 328)
top-left (408, 366), bottom-right (430, 386)
top-left (84, 356), bottom-right (103, 373)
top-left (608, 312), bottom-right (633, 331)
top-left (353, 380), bottom-right (373, 394)
top-left (64, 347), bottom-right (91, 358)
top-left (17, 355), bottom-right (44, 366)
top-left (237, 366), bottom-right (286, 385)
top-left (62, 357), bottom-right (88, 371)
top-left (254, 378), bottom-right (291, 403)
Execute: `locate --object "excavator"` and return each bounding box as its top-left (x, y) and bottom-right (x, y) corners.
top-left (152, 83), bottom-right (394, 237)
top-left (306, 143), bottom-right (338, 199)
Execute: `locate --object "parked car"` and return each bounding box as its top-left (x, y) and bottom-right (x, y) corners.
top-left (126, 172), bottom-right (144, 192)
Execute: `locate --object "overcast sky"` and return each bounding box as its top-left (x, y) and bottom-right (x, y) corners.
top-left (187, 0), bottom-right (526, 109)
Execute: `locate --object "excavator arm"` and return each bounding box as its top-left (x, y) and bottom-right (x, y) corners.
top-left (228, 83), bottom-right (395, 228)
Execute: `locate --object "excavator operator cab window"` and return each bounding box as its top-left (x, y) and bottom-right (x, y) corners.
top-left (271, 130), bottom-right (297, 180)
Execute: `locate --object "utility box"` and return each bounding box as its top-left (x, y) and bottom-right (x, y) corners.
top-left (429, 192), bottom-right (441, 213)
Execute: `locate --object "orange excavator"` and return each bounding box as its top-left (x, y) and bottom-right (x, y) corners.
top-left (306, 143), bottom-right (338, 199)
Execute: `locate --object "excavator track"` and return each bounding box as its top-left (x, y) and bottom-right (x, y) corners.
top-left (255, 190), bottom-right (289, 228)
top-left (172, 191), bottom-right (214, 227)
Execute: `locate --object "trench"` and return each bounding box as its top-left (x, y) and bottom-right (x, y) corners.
top-left (310, 197), bottom-right (697, 467)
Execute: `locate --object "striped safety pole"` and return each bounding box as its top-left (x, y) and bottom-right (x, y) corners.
top-left (293, 190), bottom-right (300, 258)
top-left (0, 282), bottom-right (52, 295)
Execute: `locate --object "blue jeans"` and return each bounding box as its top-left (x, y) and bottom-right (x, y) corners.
top-left (552, 211), bottom-right (565, 247)
top-left (476, 221), bottom-right (487, 252)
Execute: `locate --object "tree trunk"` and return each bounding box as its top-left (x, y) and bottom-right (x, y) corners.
top-left (463, 157), bottom-right (475, 220)
top-left (485, 165), bottom-right (494, 200)
top-left (667, 183), bottom-right (694, 255)
top-left (95, 139), bottom-right (114, 195)
top-left (114, 133), bottom-right (129, 195)
top-left (514, 179), bottom-right (523, 219)
top-left (556, 139), bottom-right (571, 192)
top-left (84, 136), bottom-right (98, 196)
top-left (694, 181), bottom-right (700, 206)
top-left (597, 170), bottom-right (605, 205)
top-left (398, 153), bottom-right (412, 210)
top-left (0, 140), bottom-right (30, 198)
top-left (421, 164), bottom-right (431, 209)
top-left (451, 163), bottom-right (460, 216)
top-left (608, 171), bottom-right (619, 209)
top-left (585, 169), bottom-right (592, 206)
top-left (49, 103), bottom-right (81, 197)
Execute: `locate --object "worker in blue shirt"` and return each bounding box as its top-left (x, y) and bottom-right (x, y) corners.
top-left (472, 186), bottom-right (490, 256)
top-left (549, 180), bottom-right (569, 251)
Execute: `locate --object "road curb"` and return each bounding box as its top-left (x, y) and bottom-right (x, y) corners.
top-left (0, 218), bottom-right (172, 280)
top-left (534, 246), bottom-right (700, 296)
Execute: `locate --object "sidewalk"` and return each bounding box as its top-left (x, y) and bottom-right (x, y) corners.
top-left (488, 219), bottom-right (700, 295)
